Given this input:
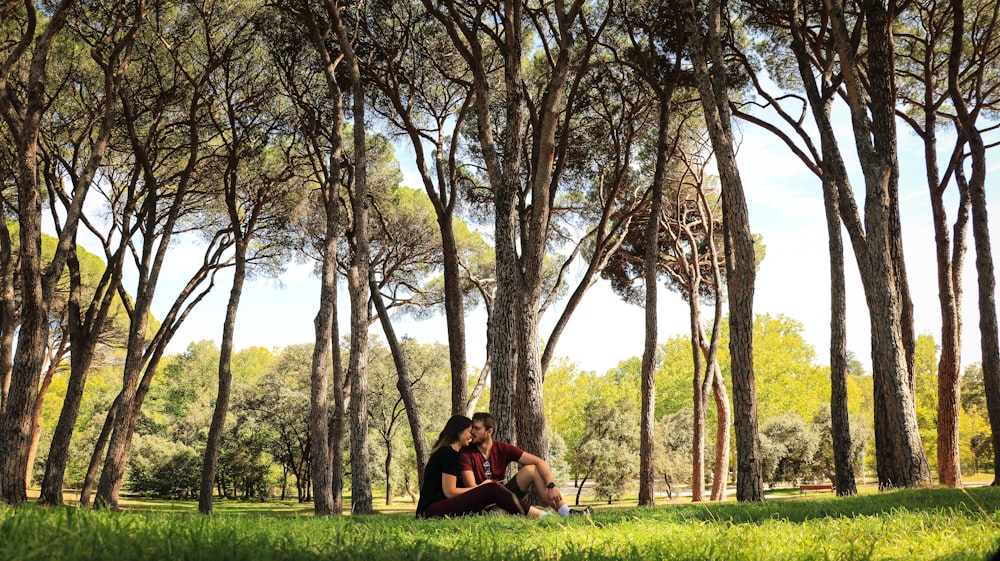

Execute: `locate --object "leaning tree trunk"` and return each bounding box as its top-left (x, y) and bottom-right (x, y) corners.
top-left (198, 244), bottom-right (247, 514)
top-left (709, 363), bottom-right (731, 500)
top-left (370, 276), bottom-right (428, 484)
top-left (79, 394), bottom-right (119, 508)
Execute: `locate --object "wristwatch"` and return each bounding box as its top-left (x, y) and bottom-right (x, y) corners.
top-left (546, 482), bottom-right (556, 489)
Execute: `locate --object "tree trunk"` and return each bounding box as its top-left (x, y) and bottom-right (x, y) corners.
top-left (310, 196), bottom-right (339, 515)
top-left (438, 215), bottom-right (468, 416)
top-left (822, 148), bottom-right (858, 497)
top-left (709, 363), bottom-right (730, 501)
top-left (384, 444), bottom-right (393, 507)
top-left (26, 352), bottom-right (62, 487)
top-left (330, 301), bottom-right (346, 514)
top-left (691, 300), bottom-right (706, 503)
top-left (486, 0), bottom-right (526, 447)
top-left (639, 98), bottom-right (671, 508)
top-left (947, 0), bottom-right (1000, 487)
top-left (685, 0), bottom-right (762, 502)
top-left (823, 0), bottom-right (930, 488)
top-left (198, 245), bottom-right (247, 514)
top-left (785, 0), bottom-right (861, 495)
top-left (39, 235), bottom-right (126, 506)
top-left (370, 277), bottom-right (428, 484)
top-left (336, 2), bottom-right (373, 513)
top-left (79, 395), bottom-right (119, 508)
top-left (0, 219), bottom-right (14, 416)
top-left (0, 0), bottom-right (75, 506)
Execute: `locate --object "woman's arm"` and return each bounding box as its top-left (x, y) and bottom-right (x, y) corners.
top-left (442, 473), bottom-right (468, 498)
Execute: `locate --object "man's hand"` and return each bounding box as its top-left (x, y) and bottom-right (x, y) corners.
top-left (546, 485), bottom-right (563, 508)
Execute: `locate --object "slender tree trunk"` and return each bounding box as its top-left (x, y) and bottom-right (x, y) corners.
top-left (199, 247), bottom-right (246, 514)
top-left (370, 277), bottom-right (428, 484)
top-left (39, 236), bottom-right (126, 505)
top-left (639, 99), bottom-right (670, 508)
top-left (79, 395), bottom-right (119, 508)
top-left (709, 363), bottom-right (730, 501)
top-left (690, 299), bottom-right (706, 503)
top-left (26, 354), bottom-right (62, 486)
top-left (330, 300), bottom-right (346, 514)
top-left (439, 217), bottom-right (468, 415)
top-left (384, 444), bottom-right (393, 506)
top-left (335, 2), bottom-right (373, 513)
top-left (931, 170), bottom-right (963, 487)
top-left (465, 362), bottom-right (490, 416)
top-left (0, 219), bottom-right (14, 416)
top-left (947, 0), bottom-right (1000, 487)
top-left (787, 0), bottom-right (858, 495)
top-left (822, 146), bottom-right (858, 497)
top-left (310, 203), bottom-right (338, 515)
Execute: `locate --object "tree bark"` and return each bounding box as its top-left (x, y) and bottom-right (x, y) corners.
top-left (709, 363), bottom-right (730, 501)
top-left (199, 244), bottom-right (246, 514)
top-left (0, 0), bottom-right (76, 505)
top-left (79, 394), bottom-right (119, 508)
top-left (370, 277), bottom-right (429, 485)
top-left (333, 0), bottom-right (374, 514)
top-left (822, 152), bottom-right (858, 497)
top-left (639, 94), bottom-right (672, 508)
top-left (947, 0), bottom-right (1000, 487)
top-left (825, 0), bottom-right (931, 488)
top-left (0, 218), bottom-right (14, 416)
top-left (685, 0), bottom-right (763, 501)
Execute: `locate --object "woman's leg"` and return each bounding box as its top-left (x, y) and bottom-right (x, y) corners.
top-left (424, 482), bottom-right (527, 518)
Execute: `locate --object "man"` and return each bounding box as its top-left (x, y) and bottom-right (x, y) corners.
top-left (459, 412), bottom-right (591, 517)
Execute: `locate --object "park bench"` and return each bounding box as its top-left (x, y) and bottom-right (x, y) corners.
top-left (799, 484), bottom-right (834, 493)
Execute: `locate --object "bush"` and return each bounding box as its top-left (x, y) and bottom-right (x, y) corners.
top-left (126, 435), bottom-right (201, 499)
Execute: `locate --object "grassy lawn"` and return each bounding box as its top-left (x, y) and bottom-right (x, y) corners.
top-left (3, 486), bottom-right (1000, 560)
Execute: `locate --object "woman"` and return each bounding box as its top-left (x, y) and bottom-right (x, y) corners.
top-left (416, 415), bottom-right (539, 518)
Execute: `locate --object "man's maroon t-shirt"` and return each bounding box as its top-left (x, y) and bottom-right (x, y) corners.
top-left (458, 441), bottom-right (524, 484)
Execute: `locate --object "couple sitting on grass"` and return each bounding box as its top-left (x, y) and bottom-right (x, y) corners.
top-left (416, 412), bottom-right (591, 519)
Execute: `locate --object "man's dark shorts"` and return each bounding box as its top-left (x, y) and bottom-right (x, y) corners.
top-left (505, 477), bottom-right (526, 498)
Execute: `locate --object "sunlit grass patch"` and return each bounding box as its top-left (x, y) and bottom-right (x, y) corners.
top-left (2, 486), bottom-right (999, 560)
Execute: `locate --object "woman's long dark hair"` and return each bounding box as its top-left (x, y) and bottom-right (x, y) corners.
top-left (431, 415), bottom-right (472, 452)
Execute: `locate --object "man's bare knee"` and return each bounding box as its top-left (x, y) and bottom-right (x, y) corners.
top-left (515, 464), bottom-right (537, 488)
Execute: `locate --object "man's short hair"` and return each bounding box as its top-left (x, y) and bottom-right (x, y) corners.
top-left (471, 411), bottom-right (496, 434)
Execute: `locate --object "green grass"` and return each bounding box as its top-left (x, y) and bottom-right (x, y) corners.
top-left (3, 487), bottom-right (1000, 560)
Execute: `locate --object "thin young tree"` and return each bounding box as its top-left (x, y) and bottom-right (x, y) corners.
top-left (947, 0), bottom-right (1000, 485)
top-left (197, 0), bottom-right (305, 515)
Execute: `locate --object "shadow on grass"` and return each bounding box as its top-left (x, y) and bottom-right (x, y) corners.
top-left (592, 485), bottom-right (1000, 526)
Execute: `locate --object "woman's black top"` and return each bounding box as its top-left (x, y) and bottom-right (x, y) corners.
top-left (415, 445), bottom-right (460, 517)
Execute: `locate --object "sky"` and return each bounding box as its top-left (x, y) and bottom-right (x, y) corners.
top-left (142, 115), bottom-right (1000, 377)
